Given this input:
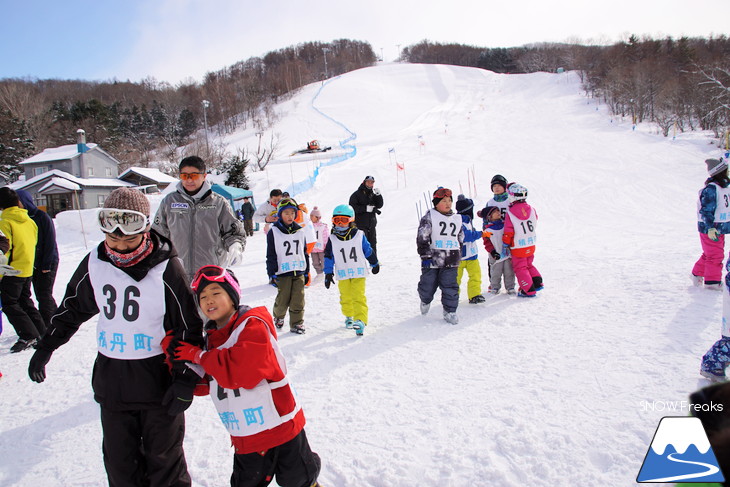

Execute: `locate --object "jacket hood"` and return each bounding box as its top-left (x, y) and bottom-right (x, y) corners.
top-left (1, 206), bottom-right (31, 224)
top-left (16, 190), bottom-right (38, 216)
top-left (176, 179), bottom-right (212, 201)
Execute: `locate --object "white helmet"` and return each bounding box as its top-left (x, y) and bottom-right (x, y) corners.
top-left (507, 183), bottom-right (528, 204)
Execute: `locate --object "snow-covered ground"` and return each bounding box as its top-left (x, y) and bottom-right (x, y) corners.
top-left (1, 63), bottom-right (726, 486)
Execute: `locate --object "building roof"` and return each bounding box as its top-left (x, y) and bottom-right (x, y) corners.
top-left (118, 167), bottom-right (177, 184)
top-left (10, 169), bottom-right (133, 191)
top-left (38, 177), bottom-right (82, 193)
top-left (20, 143), bottom-right (99, 165)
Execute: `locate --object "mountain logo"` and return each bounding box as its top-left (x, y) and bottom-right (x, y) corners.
top-left (637, 416), bottom-right (725, 483)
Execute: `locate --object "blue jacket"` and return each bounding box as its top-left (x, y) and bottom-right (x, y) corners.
top-left (16, 189), bottom-right (59, 271)
top-left (460, 214), bottom-right (483, 261)
top-left (323, 227), bottom-right (378, 275)
top-left (697, 177), bottom-right (730, 234)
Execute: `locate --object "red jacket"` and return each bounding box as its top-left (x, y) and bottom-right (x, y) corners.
top-left (199, 306), bottom-right (306, 454)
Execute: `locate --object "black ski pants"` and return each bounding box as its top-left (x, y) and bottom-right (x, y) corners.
top-left (231, 429), bottom-right (320, 487)
top-left (0, 276), bottom-right (44, 340)
top-left (32, 263), bottom-right (58, 330)
top-left (100, 406), bottom-right (191, 487)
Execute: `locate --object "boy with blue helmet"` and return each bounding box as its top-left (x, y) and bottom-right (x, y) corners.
top-left (323, 204), bottom-right (380, 336)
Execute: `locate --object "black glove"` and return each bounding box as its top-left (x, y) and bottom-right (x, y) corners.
top-left (374, 209), bottom-right (381, 215)
top-left (304, 273), bottom-right (310, 285)
top-left (163, 381), bottom-right (195, 416)
top-left (28, 347), bottom-right (53, 383)
top-left (490, 250), bottom-right (501, 260)
top-left (371, 264), bottom-right (380, 275)
top-left (324, 273), bottom-right (334, 289)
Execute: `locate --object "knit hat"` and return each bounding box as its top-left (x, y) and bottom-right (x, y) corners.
top-left (193, 266), bottom-right (241, 309)
top-left (491, 174), bottom-right (507, 192)
top-left (706, 158), bottom-right (728, 177)
top-left (310, 206), bottom-right (322, 218)
top-left (483, 205), bottom-right (501, 220)
top-left (364, 175), bottom-right (375, 182)
top-left (455, 194), bottom-right (474, 218)
top-left (104, 187), bottom-right (150, 216)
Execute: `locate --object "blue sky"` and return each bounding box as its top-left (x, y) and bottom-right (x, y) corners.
top-left (1, 0), bottom-right (728, 84)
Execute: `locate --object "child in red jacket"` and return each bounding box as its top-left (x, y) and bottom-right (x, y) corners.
top-left (175, 265), bottom-right (322, 487)
top-left (502, 183), bottom-right (543, 298)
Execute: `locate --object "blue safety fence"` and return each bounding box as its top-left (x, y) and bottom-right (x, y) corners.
top-left (284, 77), bottom-right (358, 196)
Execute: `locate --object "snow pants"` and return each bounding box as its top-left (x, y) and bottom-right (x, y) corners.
top-left (0, 276), bottom-right (44, 341)
top-left (693, 232), bottom-right (725, 283)
top-left (231, 430), bottom-right (321, 487)
top-left (418, 266), bottom-right (459, 313)
top-left (310, 252), bottom-right (324, 275)
top-left (273, 274), bottom-right (305, 329)
top-left (702, 337), bottom-right (730, 375)
top-left (488, 256), bottom-right (516, 293)
top-left (100, 406), bottom-right (190, 487)
top-left (457, 258), bottom-right (482, 299)
top-left (512, 255), bottom-right (541, 296)
top-left (338, 277), bottom-right (368, 324)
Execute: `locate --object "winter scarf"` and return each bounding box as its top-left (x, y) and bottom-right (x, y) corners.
top-left (104, 232), bottom-right (154, 268)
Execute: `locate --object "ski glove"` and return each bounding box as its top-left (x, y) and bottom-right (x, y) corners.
top-left (28, 347), bottom-right (53, 383)
top-left (373, 187), bottom-right (381, 195)
top-left (421, 259), bottom-right (432, 268)
top-left (227, 242), bottom-right (244, 266)
top-left (490, 250), bottom-right (501, 260)
top-left (371, 264), bottom-right (380, 275)
top-left (324, 273), bottom-right (334, 289)
top-left (269, 276), bottom-right (278, 288)
top-left (366, 205), bottom-right (375, 212)
top-left (709, 228), bottom-right (721, 242)
top-left (175, 342), bottom-right (205, 364)
top-left (0, 263), bottom-right (21, 276)
top-left (163, 381), bottom-right (195, 416)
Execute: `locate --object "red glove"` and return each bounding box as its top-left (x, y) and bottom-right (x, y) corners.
top-left (175, 341), bottom-right (205, 364)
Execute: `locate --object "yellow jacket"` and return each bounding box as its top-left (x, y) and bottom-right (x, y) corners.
top-left (0, 206), bottom-right (38, 277)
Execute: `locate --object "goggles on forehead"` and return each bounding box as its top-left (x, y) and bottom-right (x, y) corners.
top-left (190, 264), bottom-right (241, 295)
top-left (332, 215), bottom-right (353, 226)
top-left (98, 209), bottom-right (150, 235)
top-left (434, 187), bottom-right (452, 199)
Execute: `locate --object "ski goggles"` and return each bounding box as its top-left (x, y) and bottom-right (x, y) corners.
top-left (190, 265), bottom-right (241, 295)
top-left (98, 209), bottom-right (150, 235)
top-left (179, 172), bottom-right (206, 181)
top-left (433, 187), bottom-right (452, 199)
top-left (332, 215), bottom-right (352, 226)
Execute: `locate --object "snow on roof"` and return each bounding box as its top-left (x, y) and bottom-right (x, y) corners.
top-left (10, 169), bottom-right (133, 190)
top-left (39, 177), bottom-right (81, 192)
top-left (20, 143), bottom-right (99, 165)
top-left (119, 167), bottom-right (177, 183)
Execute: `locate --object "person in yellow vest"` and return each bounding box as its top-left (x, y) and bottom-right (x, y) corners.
top-left (0, 187), bottom-right (43, 353)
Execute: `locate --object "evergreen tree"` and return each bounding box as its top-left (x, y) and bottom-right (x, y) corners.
top-left (0, 110), bottom-right (35, 181)
top-left (222, 153), bottom-right (250, 188)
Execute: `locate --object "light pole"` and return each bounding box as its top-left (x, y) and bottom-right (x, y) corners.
top-left (202, 99), bottom-right (211, 155)
top-left (322, 48), bottom-right (330, 79)
top-left (380, 47), bottom-right (384, 62)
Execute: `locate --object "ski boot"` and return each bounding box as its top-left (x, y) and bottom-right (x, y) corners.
top-left (705, 281), bottom-right (722, 291)
top-left (700, 369), bottom-right (727, 383)
top-left (532, 276), bottom-right (544, 292)
top-left (443, 311), bottom-right (459, 325)
top-left (344, 316), bottom-right (355, 329)
top-left (420, 302), bottom-right (430, 315)
top-left (352, 320), bottom-right (365, 336)
top-left (469, 295), bottom-right (486, 304)
top-left (690, 273), bottom-right (704, 287)
top-left (290, 322), bottom-right (306, 334)
top-left (274, 317), bottom-right (285, 329)
top-left (517, 290), bottom-right (536, 298)
top-left (506, 288), bottom-right (516, 295)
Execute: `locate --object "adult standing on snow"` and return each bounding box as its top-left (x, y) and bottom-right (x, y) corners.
top-left (349, 175), bottom-right (384, 256)
top-left (253, 188), bottom-right (283, 234)
top-left (16, 189), bottom-right (59, 331)
top-left (241, 196), bottom-right (255, 236)
top-left (153, 156), bottom-right (246, 281)
top-left (692, 157), bottom-right (730, 290)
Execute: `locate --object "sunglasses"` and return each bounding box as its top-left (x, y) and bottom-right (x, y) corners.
top-left (332, 216), bottom-right (352, 226)
top-left (180, 172), bottom-right (205, 181)
top-left (98, 209), bottom-right (150, 235)
top-left (434, 187), bottom-right (452, 199)
top-left (191, 264), bottom-right (241, 295)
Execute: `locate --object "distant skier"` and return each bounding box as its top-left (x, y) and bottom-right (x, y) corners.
top-left (417, 187), bottom-right (464, 324)
top-left (323, 204), bottom-right (380, 336)
top-left (502, 183), bottom-right (543, 298)
top-left (454, 195), bottom-right (486, 304)
top-left (692, 157), bottom-right (730, 290)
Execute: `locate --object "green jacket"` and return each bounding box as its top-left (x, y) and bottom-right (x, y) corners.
top-left (0, 206), bottom-right (38, 277)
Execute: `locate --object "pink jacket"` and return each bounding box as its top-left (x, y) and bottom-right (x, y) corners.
top-left (503, 201), bottom-right (537, 258)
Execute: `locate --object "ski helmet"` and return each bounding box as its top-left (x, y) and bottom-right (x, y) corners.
top-left (277, 197), bottom-right (300, 218)
top-left (491, 174), bottom-right (508, 192)
top-left (332, 204), bottom-right (355, 219)
top-left (507, 183), bottom-right (528, 204)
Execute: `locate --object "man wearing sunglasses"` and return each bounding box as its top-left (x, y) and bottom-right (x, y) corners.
top-left (153, 156), bottom-right (246, 281)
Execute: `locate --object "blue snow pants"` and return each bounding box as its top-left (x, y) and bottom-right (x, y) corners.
top-left (702, 337), bottom-right (730, 374)
top-left (418, 267), bottom-right (459, 313)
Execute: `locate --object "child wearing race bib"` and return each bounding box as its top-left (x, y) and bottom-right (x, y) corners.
top-left (309, 207), bottom-right (329, 276)
top-left (502, 183), bottom-right (543, 298)
top-left (28, 187), bottom-right (204, 487)
top-left (322, 204), bottom-right (380, 336)
top-left (417, 187), bottom-right (465, 325)
top-left (482, 206), bottom-right (516, 295)
top-left (477, 174), bottom-right (510, 229)
top-left (266, 198), bottom-right (311, 334)
top-left (692, 157), bottom-right (730, 290)
top-left (175, 266), bottom-right (322, 487)
top-left (455, 195), bottom-right (486, 304)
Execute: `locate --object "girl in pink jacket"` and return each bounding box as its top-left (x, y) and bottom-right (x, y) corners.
top-left (502, 183), bottom-right (543, 298)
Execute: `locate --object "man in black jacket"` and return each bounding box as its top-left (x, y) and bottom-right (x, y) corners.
top-left (241, 196), bottom-right (255, 236)
top-left (28, 188), bottom-right (204, 487)
top-left (348, 175), bottom-right (384, 256)
top-left (16, 190), bottom-right (59, 331)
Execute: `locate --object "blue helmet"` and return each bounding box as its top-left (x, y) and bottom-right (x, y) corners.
top-left (332, 204), bottom-right (355, 220)
top-left (277, 197), bottom-right (299, 218)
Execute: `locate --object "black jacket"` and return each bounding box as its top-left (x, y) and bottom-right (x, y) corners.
top-left (266, 220), bottom-right (311, 278)
top-left (37, 231), bottom-right (204, 411)
top-left (16, 190), bottom-right (59, 270)
top-left (349, 183), bottom-right (384, 230)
